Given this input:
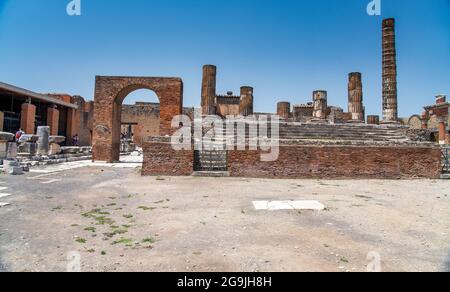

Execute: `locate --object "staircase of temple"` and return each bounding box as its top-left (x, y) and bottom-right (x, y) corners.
top-left (200, 122), bottom-right (415, 143)
top-left (278, 123), bottom-right (410, 143)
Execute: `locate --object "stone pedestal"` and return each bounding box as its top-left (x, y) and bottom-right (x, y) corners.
top-left (0, 132), bottom-right (15, 159)
top-left (18, 143), bottom-right (38, 156)
top-left (37, 126), bottom-right (50, 155)
top-left (6, 142), bottom-right (17, 159)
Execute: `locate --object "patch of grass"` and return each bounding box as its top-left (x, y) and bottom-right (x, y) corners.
top-left (113, 229), bottom-right (128, 235)
top-left (121, 225), bottom-right (132, 229)
top-left (71, 224), bottom-right (79, 227)
top-left (138, 206), bottom-right (156, 211)
top-left (108, 197), bottom-right (116, 200)
top-left (52, 206), bottom-right (63, 212)
top-left (82, 209), bottom-right (110, 217)
top-left (123, 214), bottom-right (134, 219)
top-left (241, 209), bottom-right (246, 214)
top-left (87, 249), bottom-right (95, 253)
top-left (106, 203), bottom-right (117, 207)
top-left (153, 200), bottom-right (165, 204)
top-left (101, 251), bottom-right (106, 255)
top-left (84, 227), bottom-right (96, 233)
top-left (94, 216), bottom-right (114, 225)
top-left (75, 237), bottom-right (87, 244)
top-left (111, 238), bottom-right (133, 246)
top-left (142, 237), bottom-right (156, 244)
top-left (45, 196), bottom-right (54, 200)
top-left (156, 176), bottom-right (165, 181)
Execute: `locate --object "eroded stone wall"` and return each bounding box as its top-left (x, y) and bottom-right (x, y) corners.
top-left (227, 144), bottom-right (441, 179)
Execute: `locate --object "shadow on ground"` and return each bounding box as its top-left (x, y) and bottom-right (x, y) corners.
top-left (444, 253), bottom-right (450, 272)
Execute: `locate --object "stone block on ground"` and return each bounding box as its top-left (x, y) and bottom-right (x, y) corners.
top-left (61, 147), bottom-right (81, 154)
top-left (49, 136), bottom-right (66, 144)
top-left (18, 142), bottom-right (37, 156)
top-left (49, 143), bottom-right (62, 155)
top-left (18, 134), bottom-right (39, 143)
top-left (8, 166), bottom-right (23, 175)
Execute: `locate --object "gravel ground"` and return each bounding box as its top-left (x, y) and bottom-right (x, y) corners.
top-left (0, 164), bottom-right (449, 272)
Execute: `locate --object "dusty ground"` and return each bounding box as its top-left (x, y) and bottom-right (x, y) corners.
top-left (0, 162), bottom-right (449, 272)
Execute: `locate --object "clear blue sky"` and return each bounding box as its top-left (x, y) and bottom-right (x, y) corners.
top-left (0, 0), bottom-right (449, 117)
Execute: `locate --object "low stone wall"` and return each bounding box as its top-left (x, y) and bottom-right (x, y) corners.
top-left (142, 137), bottom-right (193, 176)
top-left (227, 144), bottom-right (442, 179)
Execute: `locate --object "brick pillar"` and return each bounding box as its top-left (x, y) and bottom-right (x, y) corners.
top-left (382, 18), bottom-right (399, 123)
top-left (348, 72), bottom-right (364, 122)
top-left (47, 106), bottom-right (60, 136)
top-left (66, 108), bottom-right (77, 145)
top-left (0, 111), bottom-right (4, 131)
top-left (21, 102), bottom-right (36, 134)
top-left (313, 90), bottom-right (328, 120)
top-left (201, 65), bottom-right (217, 115)
top-left (277, 102), bottom-right (291, 120)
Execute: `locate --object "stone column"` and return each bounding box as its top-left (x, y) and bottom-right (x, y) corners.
top-left (348, 72), bottom-right (364, 123)
top-left (0, 111), bottom-right (4, 131)
top-left (21, 102), bottom-right (36, 134)
top-left (47, 106), bottom-right (60, 136)
top-left (312, 90), bottom-right (328, 120)
top-left (239, 86), bottom-right (254, 116)
top-left (277, 102), bottom-right (291, 120)
top-left (367, 115), bottom-right (380, 125)
top-left (382, 18), bottom-right (399, 123)
top-left (37, 126), bottom-right (50, 155)
top-left (201, 65), bottom-right (217, 115)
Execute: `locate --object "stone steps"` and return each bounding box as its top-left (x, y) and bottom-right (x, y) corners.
top-left (192, 171), bottom-right (230, 177)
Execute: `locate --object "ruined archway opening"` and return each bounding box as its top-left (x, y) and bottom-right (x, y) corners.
top-left (114, 88), bottom-right (161, 162)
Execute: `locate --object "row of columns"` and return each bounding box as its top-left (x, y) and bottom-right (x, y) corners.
top-left (17, 102), bottom-right (60, 135)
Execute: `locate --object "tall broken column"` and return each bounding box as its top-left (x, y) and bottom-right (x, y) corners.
top-left (201, 65), bottom-right (217, 115)
top-left (239, 86), bottom-right (254, 116)
top-left (348, 72), bottom-right (365, 123)
top-left (382, 18), bottom-right (399, 123)
top-left (312, 90), bottom-right (328, 120)
top-left (277, 102), bottom-right (291, 120)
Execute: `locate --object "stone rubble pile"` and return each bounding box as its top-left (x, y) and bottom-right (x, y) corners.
top-left (0, 126), bottom-right (93, 175)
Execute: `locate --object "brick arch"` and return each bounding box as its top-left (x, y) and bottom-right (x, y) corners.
top-left (92, 76), bottom-right (183, 162)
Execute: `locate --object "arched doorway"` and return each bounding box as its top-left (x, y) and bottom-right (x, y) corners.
top-left (121, 89), bottom-right (160, 149)
top-left (92, 76), bottom-right (183, 162)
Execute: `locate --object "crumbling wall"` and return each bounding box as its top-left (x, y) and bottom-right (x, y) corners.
top-left (141, 137), bottom-right (193, 176)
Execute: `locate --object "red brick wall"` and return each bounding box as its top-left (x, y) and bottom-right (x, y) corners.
top-left (228, 144), bottom-right (442, 179)
top-left (142, 139), bottom-right (193, 176)
top-left (47, 107), bottom-right (60, 136)
top-left (92, 76), bottom-right (183, 162)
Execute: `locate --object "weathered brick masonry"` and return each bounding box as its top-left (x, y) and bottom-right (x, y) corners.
top-left (227, 143), bottom-right (442, 179)
top-left (141, 137), bottom-right (193, 176)
top-left (92, 76), bottom-right (183, 162)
